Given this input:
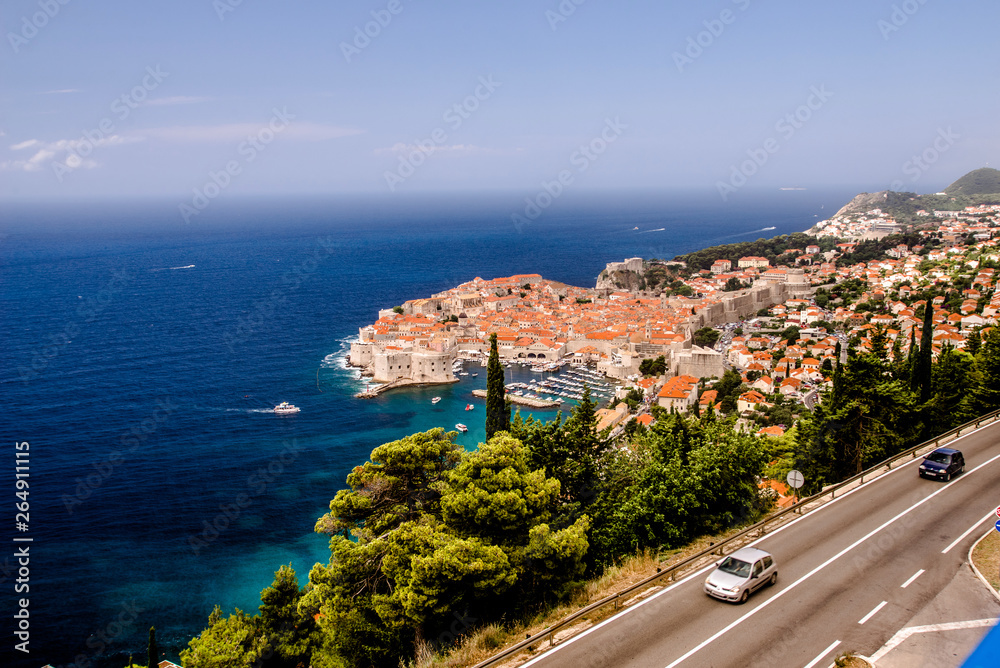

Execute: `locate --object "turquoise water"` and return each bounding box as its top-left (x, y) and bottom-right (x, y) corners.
top-left (0, 190), bottom-right (852, 667)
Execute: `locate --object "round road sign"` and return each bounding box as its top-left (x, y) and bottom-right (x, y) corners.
top-left (996, 506), bottom-right (1000, 519)
top-left (787, 470), bottom-right (805, 489)
top-left (995, 520), bottom-right (1000, 533)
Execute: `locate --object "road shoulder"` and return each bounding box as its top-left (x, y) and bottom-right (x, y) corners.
top-left (866, 565), bottom-right (999, 667)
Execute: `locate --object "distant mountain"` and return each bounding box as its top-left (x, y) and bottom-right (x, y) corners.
top-left (825, 168), bottom-right (1000, 227)
top-left (944, 167), bottom-right (1000, 196)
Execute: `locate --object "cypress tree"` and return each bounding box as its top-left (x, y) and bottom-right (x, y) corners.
top-left (967, 326), bottom-right (983, 356)
top-left (915, 299), bottom-right (934, 402)
top-left (485, 333), bottom-right (509, 438)
top-left (147, 626), bottom-right (157, 668)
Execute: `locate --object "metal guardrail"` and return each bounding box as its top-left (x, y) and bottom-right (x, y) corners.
top-left (472, 408), bottom-right (1000, 668)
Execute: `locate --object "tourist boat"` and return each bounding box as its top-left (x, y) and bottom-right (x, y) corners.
top-left (465, 404), bottom-right (474, 411)
top-left (455, 423), bottom-right (468, 432)
top-left (432, 397), bottom-right (441, 404)
top-left (274, 402), bottom-right (300, 414)
top-left (471, 373), bottom-right (478, 377)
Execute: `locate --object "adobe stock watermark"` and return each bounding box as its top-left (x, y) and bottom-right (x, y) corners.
top-left (716, 85), bottom-right (833, 201)
top-left (877, 0), bottom-right (930, 40)
top-left (179, 107), bottom-right (294, 223)
top-left (383, 75), bottom-right (501, 191)
top-left (419, 610), bottom-right (478, 658)
top-left (53, 65), bottom-right (169, 182)
top-left (511, 117), bottom-right (627, 232)
top-left (545, 0), bottom-right (588, 31)
top-left (7, 0), bottom-right (72, 54)
top-left (69, 600), bottom-right (147, 668)
top-left (673, 0), bottom-right (751, 73)
top-left (62, 398), bottom-right (178, 515)
top-left (187, 439), bottom-right (304, 555)
top-left (213, 0), bottom-right (247, 21)
top-left (888, 127), bottom-right (959, 191)
top-left (19, 269), bottom-right (133, 383)
top-left (222, 235), bottom-right (338, 352)
top-left (340, 0), bottom-right (409, 63)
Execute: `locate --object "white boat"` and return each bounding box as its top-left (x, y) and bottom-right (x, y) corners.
top-left (432, 397), bottom-right (442, 404)
top-left (274, 402), bottom-right (300, 414)
top-left (455, 423), bottom-right (468, 432)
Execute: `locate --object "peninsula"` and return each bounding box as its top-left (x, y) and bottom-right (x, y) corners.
top-left (347, 264), bottom-right (815, 393)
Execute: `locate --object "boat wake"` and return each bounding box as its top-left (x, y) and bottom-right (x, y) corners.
top-left (151, 264), bottom-right (196, 272)
top-left (637, 228), bottom-right (666, 233)
top-left (712, 225), bottom-right (779, 242)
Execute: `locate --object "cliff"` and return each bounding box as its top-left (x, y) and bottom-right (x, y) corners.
top-left (596, 257), bottom-right (645, 290)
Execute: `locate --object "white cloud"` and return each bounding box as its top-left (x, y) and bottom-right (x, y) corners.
top-left (141, 96), bottom-right (210, 107)
top-left (142, 122), bottom-right (363, 143)
top-left (0, 135), bottom-right (142, 173)
top-left (375, 143), bottom-right (518, 157)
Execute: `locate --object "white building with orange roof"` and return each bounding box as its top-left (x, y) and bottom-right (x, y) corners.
top-left (737, 390), bottom-right (767, 413)
top-left (738, 256), bottom-right (770, 269)
top-left (657, 374), bottom-right (699, 411)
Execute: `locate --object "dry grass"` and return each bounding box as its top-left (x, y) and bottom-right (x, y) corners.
top-left (833, 654), bottom-right (872, 668)
top-left (972, 529), bottom-right (1000, 592)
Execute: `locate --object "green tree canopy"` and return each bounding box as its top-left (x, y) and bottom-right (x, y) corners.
top-left (694, 327), bottom-right (720, 347)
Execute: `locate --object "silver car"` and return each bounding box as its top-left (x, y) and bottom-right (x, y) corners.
top-left (704, 547), bottom-right (778, 603)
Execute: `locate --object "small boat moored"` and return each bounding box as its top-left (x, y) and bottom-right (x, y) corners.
top-left (432, 397), bottom-right (442, 404)
top-left (465, 404), bottom-right (474, 411)
top-left (455, 423), bottom-right (468, 432)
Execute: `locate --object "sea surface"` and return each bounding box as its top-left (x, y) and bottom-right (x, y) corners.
top-left (0, 189), bottom-right (855, 667)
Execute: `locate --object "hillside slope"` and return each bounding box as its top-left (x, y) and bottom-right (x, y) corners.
top-left (945, 167), bottom-right (1000, 196)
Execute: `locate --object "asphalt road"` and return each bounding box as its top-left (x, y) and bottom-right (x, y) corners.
top-left (521, 421), bottom-right (1000, 668)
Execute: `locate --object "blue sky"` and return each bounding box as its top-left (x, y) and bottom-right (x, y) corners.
top-left (1, 0), bottom-right (998, 201)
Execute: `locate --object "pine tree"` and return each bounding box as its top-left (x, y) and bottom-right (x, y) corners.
top-left (485, 333), bottom-right (509, 439)
top-left (147, 626), bottom-right (158, 668)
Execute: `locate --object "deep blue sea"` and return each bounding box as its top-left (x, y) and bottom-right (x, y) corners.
top-left (0, 189), bottom-right (855, 667)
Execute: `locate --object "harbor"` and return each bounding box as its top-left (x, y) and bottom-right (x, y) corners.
top-left (471, 389), bottom-right (559, 408)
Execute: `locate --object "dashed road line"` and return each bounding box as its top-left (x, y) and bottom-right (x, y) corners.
top-left (859, 601), bottom-right (887, 624)
top-left (901, 569), bottom-right (925, 588)
top-left (662, 450), bottom-right (1000, 668)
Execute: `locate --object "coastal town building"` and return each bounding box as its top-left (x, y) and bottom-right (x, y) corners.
top-left (346, 199), bottom-right (1000, 444)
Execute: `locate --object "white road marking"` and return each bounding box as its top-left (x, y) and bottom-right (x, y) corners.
top-left (900, 569), bottom-right (925, 588)
top-left (868, 618), bottom-right (999, 663)
top-left (942, 509), bottom-right (996, 554)
top-left (661, 450), bottom-right (1000, 668)
top-left (802, 640), bottom-right (840, 668)
top-left (858, 601), bottom-right (887, 624)
top-left (515, 432), bottom-right (1000, 668)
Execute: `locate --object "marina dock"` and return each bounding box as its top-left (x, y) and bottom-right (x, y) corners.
top-left (355, 377), bottom-right (459, 398)
top-left (471, 389), bottom-right (560, 408)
